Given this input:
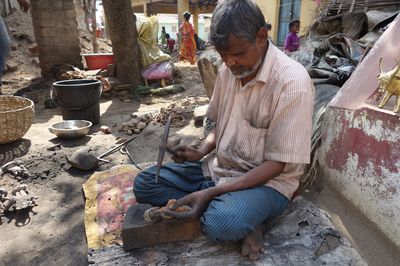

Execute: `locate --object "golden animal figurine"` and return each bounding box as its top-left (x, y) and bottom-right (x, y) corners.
top-left (377, 57), bottom-right (400, 113)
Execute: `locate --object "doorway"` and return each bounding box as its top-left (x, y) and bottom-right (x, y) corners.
top-left (277, 0), bottom-right (301, 46)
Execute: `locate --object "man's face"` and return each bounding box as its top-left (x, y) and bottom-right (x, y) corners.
top-left (216, 29), bottom-right (268, 79)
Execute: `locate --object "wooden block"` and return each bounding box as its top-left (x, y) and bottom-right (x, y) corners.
top-left (122, 204), bottom-right (202, 251)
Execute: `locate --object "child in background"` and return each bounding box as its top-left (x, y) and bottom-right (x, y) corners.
top-left (284, 19), bottom-right (300, 53)
top-left (165, 34), bottom-right (176, 53)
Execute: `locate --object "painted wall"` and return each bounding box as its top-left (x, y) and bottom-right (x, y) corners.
top-left (299, 0), bottom-right (317, 35)
top-left (319, 14), bottom-right (400, 248)
top-left (257, 0), bottom-right (280, 43)
top-left (319, 107), bottom-right (400, 247)
top-left (256, 0), bottom-right (318, 44)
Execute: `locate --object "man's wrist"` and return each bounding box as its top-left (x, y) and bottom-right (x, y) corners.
top-left (197, 147), bottom-right (208, 159)
top-left (207, 186), bottom-right (224, 198)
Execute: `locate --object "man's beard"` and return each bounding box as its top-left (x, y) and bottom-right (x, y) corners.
top-left (231, 57), bottom-right (263, 79)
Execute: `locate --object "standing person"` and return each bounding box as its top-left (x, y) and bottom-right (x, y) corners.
top-left (165, 33), bottom-right (175, 53)
top-left (0, 0), bottom-right (29, 94)
top-left (284, 19), bottom-right (300, 53)
top-left (134, 0), bottom-right (314, 261)
top-left (178, 11), bottom-right (196, 65)
top-left (159, 26), bottom-right (166, 46)
top-left (0, 16), bottom-right (11, 93)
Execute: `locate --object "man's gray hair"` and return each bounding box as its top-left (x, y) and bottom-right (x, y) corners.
top-left (210, 0), bottom-right (267, 49)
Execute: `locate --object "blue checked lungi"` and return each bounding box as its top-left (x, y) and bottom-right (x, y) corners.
top-left (133, 161), bottom-right (289, 242)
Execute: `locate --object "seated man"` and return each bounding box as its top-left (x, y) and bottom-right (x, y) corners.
top-left (133, 0), bottom-right (314, 261)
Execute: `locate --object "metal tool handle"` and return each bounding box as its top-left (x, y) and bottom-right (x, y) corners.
top-left (97, 136), bottom-right (137, 159)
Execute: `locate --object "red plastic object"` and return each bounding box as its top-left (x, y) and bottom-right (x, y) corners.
top-left (82, 53), bottom-right (114, 70)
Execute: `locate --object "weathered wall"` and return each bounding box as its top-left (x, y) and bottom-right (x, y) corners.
top-left (257, 0), bottom-right (280, 42)
top-left (319, 13), bottom-right (400, 248)
top-left (299, 0), bottom-right (317, 36)
top-left (319, 107), bottom-right (400, 247)
top-left (31, 0), bottom-right (83, 76)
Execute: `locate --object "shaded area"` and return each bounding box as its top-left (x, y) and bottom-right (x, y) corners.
top-left (0, 139), bottom-right (31, 166)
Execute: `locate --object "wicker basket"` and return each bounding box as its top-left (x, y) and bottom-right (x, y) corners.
top-left (0, 96), bottom-right (35, 144)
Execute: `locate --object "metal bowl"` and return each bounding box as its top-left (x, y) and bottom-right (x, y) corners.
top-left (49, 120), bottom-right (92, 139)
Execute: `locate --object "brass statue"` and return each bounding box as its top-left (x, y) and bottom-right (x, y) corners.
top-left (377, 57), bottom-right (400, 113)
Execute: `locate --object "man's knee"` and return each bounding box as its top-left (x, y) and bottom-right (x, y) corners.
top-left (201, 206), bottom-right (250, 242)
top-left (133, 170), bottom-right (154, 204)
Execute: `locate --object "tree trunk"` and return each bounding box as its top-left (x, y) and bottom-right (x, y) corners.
top-left (91, 0), bottom-right (98, 53)
top-left (102, 0), bottom-right (141, 92)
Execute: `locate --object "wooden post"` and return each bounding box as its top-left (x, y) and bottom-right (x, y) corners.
top-left (193, 8), bottom-right (199, 34)
top-left (91, 0), bottom-right (98, 53)
top-left (177, 0), bottom-right (189, 29)
top-left (143, 3), bottom-right (147, 16)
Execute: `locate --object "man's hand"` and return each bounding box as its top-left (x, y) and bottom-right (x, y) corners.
top-left (162, 188), bottom-right (216, 219)
top-left (170, 145), bottom-right (204, 163)
top-left (17, 0), bottom-right (30, 12)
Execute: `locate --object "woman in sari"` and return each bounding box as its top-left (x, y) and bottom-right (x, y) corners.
top-left (178, 11), bottom-right (196, 65)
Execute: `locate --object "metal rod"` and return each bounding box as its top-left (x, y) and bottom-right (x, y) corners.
top-left (97, 136), bottom-right (137, 159)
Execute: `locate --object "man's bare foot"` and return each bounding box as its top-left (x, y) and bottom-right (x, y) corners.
top-left (241, 225), bottom-right (264, 261)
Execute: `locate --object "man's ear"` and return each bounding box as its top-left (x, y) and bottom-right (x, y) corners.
top-left (256, 27), bottom-right (268, 45)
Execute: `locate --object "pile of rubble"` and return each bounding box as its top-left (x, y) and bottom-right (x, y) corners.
top-left (118, 101), bottom-right (192, 136)
top-left (119, 113), bottom-right (153, 135)
top-left (292, 0), bottom-right (399, 86)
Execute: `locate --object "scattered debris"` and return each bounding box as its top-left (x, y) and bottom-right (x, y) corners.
top-left (100, 126), bottom-right (112, 134)
top-left (58, 70), bottom-right (85, 81)
top-left (31, 57), bottom-right (40, 66)
top-left (119, 113), bottom-right (153, 135)
top-left (97, 76), bottom-right (111, 92)
top-left (5, 61), bottom-right (18, 72)
top-left (193, 104), bottom-right (209, 127)
top-left (0, 185), bottom-right (38, 218)
top-left (154, 103), bottom-right (187, 128)
top-left (115, 138), bottom-right (128, 145)
top-left (1, 160), bottom-right (31, 179)
top-left (27, 43), bottom-right (38, 55)
top-left (136, 84), bottom-right (185, 97)
top-left (46, 143), bottom-right (62, 151)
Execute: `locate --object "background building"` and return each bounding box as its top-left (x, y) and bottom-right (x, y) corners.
top-left (131, 0), bottom-right (319, 46)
